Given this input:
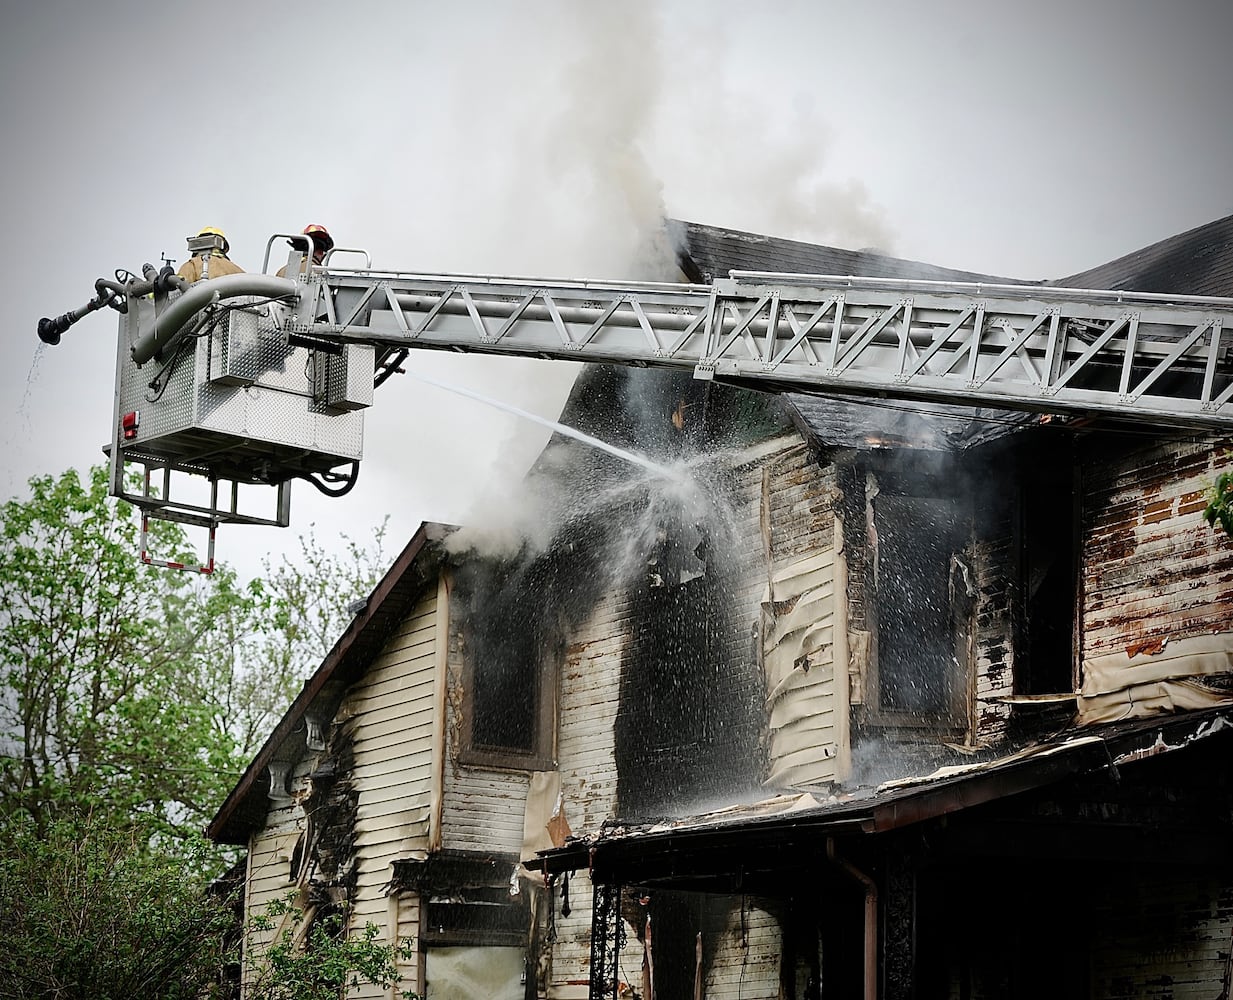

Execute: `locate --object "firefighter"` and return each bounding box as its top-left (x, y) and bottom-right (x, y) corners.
top-left (175, 226), bottom-right (245, 282)
top-left (276, 224), bottom-right (335, 277)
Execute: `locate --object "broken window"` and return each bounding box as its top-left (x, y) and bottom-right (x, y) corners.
top-left (860, 459), bottom-right (972, 728)
top-left (1016, 436), bottom-right (1077, 696)
top-left (422, 946), bottom-right (525, 999)
top-left (874, 495), bottom-right (964, 716)
top-left (457, 561), bottom-right (559, 770)
top-left (614, 502), bottom-right (762, 819)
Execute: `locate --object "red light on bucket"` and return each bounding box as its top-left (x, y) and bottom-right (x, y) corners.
top-left (122, 410), bottom-right (140, 441)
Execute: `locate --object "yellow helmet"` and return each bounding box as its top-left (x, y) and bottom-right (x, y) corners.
top-left (195, 225), bottom-right (229, 254)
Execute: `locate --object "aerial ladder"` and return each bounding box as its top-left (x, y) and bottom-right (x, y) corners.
top-left (38, 232), bottom-right (1233, 570)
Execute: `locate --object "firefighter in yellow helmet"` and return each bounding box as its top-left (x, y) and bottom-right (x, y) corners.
top-left (276, 224), bottom-right (335, 277)
top-left (176, 226), bottom-right (245, 282)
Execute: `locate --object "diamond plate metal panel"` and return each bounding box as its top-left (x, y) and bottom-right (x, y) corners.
top-left (312, 343), bottom-right (375, 412)
top-left (115, 295), bottom-right (365, 482)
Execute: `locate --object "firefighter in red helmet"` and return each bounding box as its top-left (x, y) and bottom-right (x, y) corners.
top-left (277, 224), bottom-right (335, 277)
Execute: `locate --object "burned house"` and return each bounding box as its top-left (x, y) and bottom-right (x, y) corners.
top-left (208, 214), bottom-right (1233, 998)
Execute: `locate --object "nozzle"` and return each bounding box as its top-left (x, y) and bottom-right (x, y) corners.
top-left (37, 314), bottom-right (69, 345)
top-left (36, 286), bottom-right (118, 346)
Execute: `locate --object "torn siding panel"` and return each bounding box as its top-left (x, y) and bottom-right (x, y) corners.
top-left (757, 442), bottom-right (844, 790)
top-left (523, 770), bottom-right (565, 860)
top-left (1082, 438), bottom-right (1233, 721)
top-left (763, 550), bottom-right (840, 788)
top-left (1078, 632), bottom-right (1233, 723)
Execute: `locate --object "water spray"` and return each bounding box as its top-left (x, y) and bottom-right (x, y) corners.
top-left (403, 366), bottom-right (684, 483)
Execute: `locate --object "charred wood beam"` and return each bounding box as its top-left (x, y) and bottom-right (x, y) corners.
top-left (920, 821), bottom-right (1233, 867)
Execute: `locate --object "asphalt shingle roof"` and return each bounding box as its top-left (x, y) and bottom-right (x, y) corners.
top-left (671, 219), bottom-right (1028, 286)
top-left (1052, 213), bottom-right (1233, 297)
top-left (671, 213), bottom-right (1233, 450)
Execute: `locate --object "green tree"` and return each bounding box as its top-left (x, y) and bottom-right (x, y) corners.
top-left (1, 468), bottom-right (389, 844)
top-left (0, 466), bottom-right (253, 844)
top-left (0, 465), bottom-right (400, 995)
top-left (0, 821), bottom-right (418, 1000)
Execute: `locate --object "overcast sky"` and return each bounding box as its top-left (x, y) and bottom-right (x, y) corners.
top-left (2, 0), bottom-right (1231, 582)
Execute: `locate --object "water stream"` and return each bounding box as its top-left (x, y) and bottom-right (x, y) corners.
top-left (16, 343), bottom-right (46, 426)
top-left (403, 367), bottom-right (682, 482)
top-left (6, 343), bottom-right (47, 494)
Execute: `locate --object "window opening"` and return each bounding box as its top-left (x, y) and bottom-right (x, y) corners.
top-left (458, 559), bottom-right (559, 770)
top-left (1018, 437), bottom-right (1078, 695)
top-left (875, 495), bottom-right (961, 715)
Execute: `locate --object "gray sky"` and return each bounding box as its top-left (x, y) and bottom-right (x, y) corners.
top-left (3, 0), bottom-right (1231, 581)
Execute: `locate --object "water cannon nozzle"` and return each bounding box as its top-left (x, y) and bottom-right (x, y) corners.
top-left (37, 315), bottom-right (66, 345)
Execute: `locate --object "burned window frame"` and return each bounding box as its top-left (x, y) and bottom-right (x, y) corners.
top-left (459, 639), bottom-right (558, 772)
top-left (455, 562), bottom-right (560, 773)
top-left (846, 453), bottom-right (974, 731)
top-left (1011, 432), bottom-right (1080, 698)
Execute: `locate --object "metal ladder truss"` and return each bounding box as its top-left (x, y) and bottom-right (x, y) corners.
top-left (299, 268), bottom-right (1233, 429)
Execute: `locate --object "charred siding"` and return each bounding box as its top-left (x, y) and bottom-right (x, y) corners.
top-left (1088, 875), bottom-right (1233, 997)
top-left (763, 443), bottom-right (838, 561)
top-left (972, 528), bottom-right (1015, 743)
top-left (241, 587), bottom-right (442, 996)
top-left (1083, 437), bottom-right (1233, 657)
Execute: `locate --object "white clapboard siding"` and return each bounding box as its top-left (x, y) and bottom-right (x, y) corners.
top-left (441, 764), bottom-right (529, 854)
top-left (342, 586), bottom-right (442, 998)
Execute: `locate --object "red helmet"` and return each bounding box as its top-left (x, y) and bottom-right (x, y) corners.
top-left (302, 224), bottom-right (334, 253)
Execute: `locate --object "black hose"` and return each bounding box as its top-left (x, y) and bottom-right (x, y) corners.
top-left (298, 461), bottom-right (360, 497)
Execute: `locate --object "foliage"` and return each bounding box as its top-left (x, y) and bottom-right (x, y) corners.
top-left (0, 465), bottom-right (255, 846)
top-left (0, 817), bottom-right (236, 1000)
top-left (246, 893), bottom-right (418, 1000)
top-left (1204, 471), bottom-right (1233, 538)
top-left (0, 465), bottom-right (396, 993)
top-left (0, 466), bottom-right (387, 851)
top-left (0, 823), bottom-right (419, 1000)
top-left (226, 520), bottom-right (390, 754)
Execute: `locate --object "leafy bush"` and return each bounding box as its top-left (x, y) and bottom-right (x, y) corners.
top-left (245, 893), bottom-right (418, 1000)
top-left (1204, 471), bottom-right (1233, 538)
top-left (0, 819), bottom-right (234, 999)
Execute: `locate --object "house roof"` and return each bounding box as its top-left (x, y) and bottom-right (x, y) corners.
top-left (1051, 213), bottom-right (1233, 298)
top-left (670, 214), bottom-right (1233, 451)
top-left (670, 219), bottom-right (1028, 286)
top-left (206, 521), bottom-right (451, 845)
top-left (537, 707), bottom-right (1233, 887)
top-left (672, 212), bottom-right (1233, 297)
top-left (671, 219), bottom-right (1040, 451)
